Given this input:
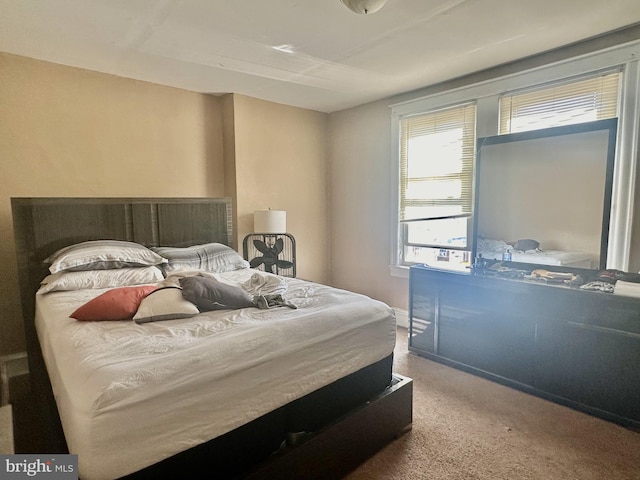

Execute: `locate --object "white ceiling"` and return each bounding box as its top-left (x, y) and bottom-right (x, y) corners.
top-left (2, 0), bottom-right (640, 113)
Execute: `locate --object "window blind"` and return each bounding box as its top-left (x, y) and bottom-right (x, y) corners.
top-left (399, 102), bottom-right (476, 223)
top-left (499, 71), bottom-right (621, 134)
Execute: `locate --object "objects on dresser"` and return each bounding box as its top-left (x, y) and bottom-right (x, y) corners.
top-left (527, 269), bottom-right (578, 284)
top-left (472, 258), bottom-right (640, 296)
top-left (613, 280), bottom-right (640, 298)
top-left (579, 269), bottom-right (640, 294)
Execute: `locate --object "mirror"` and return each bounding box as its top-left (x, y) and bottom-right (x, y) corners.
top-left (472, 118), bottom-right (617, 271)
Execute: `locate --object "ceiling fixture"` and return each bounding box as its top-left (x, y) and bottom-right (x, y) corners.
top-left (340, 0), bottom-right (388, 15)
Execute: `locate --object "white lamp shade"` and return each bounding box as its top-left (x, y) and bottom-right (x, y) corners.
top-left (254, 210), bottom-right (286, 233)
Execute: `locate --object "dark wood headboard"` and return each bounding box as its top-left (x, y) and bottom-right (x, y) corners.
top-left (12, 196), bottom-right (233, 307)
top-left (11, 197), bottom-right (234, 451)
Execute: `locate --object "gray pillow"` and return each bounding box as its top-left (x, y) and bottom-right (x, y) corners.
top-left (46, 240), bottom-right (166, 273)
top-left (151, 243), bottom-right (249, 274)
top-left (179, 276), bottom-right (253, 312)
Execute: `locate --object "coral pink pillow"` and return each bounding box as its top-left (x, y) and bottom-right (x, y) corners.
top-left (71, 285), bottom-right (158, 321)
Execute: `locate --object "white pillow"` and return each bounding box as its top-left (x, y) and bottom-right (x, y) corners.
top-left (37, 266), bottom-right (164, 294)
top-left (133, 287), bottom-right (200, 324)
top-left (152, 243), bottom-right (249, 274)
top-left (46, 240), bottom-right (167, 274)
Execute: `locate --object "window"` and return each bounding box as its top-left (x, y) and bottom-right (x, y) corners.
top-left (391, 41), bottom-right (640, 275)
top-left (399, 103), bottom-right (476, 270)
top-left (499, 71), bottom-right (621, 134)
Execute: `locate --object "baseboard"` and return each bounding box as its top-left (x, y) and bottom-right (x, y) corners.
top-left (0, 353), bottom-right (28, 376)
top-left (0, 353), bottom-right (29, 406)
top-left (393, 308), bottom-right (409, 329)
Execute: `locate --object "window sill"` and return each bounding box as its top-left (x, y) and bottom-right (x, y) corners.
top-left (389, 265), bottom-right (410, 279)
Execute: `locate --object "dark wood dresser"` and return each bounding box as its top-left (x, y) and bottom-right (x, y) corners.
top-left (409, 264), bottom-right (640, 428)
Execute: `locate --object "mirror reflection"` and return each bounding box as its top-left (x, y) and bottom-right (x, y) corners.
top-left (473, 119), bottom-right (617, 271)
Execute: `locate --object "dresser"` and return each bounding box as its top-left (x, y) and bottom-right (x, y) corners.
top-left (409, 264), bottom-right (640, 428)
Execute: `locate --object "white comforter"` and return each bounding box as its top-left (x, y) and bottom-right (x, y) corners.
top-left (35, 269), bottom-right (396, 480)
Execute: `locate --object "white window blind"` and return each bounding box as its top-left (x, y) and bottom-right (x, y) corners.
top-left (499, 71), bottom-right (621, 134)
top-left (399, 102), bottom-right (476, 225)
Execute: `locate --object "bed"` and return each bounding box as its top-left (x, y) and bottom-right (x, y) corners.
top-left (476, 238), bottom-right (593, 268)
top-left (11, 197), bottom-right (412, 480)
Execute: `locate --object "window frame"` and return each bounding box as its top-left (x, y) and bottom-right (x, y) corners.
top-left (498, 69), bottom-right (622, 135)
top-left (399, 102), bottom-right (476, 253)
top-left (389, 41), bottom-right (640, 277)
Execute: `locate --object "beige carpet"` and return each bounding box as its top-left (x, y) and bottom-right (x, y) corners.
top-left (0, 404), bottom-right (14, 454)
top-left (346, 328), bottom-right (640, 480)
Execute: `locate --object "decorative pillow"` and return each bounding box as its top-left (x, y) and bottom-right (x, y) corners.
top-left (46, 240), bottom-right (167, 274)
top-left (70, 285), bottom-right (158, 321)
top-left (37, 266), bottom-right (164, 294)
top-left (152, 243), bottom-right (249, 274)
top-left (133, 287), bottom-right (200, 324)
top-left (179, 276), bottom-right (254, 312)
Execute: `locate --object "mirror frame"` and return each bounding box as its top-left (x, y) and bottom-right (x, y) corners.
top-left (471, 118), bottom-right (618, 271)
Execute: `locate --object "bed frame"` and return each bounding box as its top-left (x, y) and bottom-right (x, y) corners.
top-left (11, 197), bottom-right (412, 479)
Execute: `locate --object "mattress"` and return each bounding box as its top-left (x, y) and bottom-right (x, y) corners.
top-left (477, 239), bottom-right (592, 268)
top-left (479, 249), bottom-right (592, 267)
top-left (35, 269), bottom-right (396, 480)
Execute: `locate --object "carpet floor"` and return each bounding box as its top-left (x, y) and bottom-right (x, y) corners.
top-left (345, 327), bottom-right (640, 480)
top-left (0, 405), bottom-right (13, 454)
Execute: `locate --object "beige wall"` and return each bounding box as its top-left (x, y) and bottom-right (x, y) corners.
top-left (231, 94), bottom-right (330, 284)
top-left (0, 53), bottom-right (227, 356)
top-left (328, 101), bottom-right (408, 310)
top-left (0, 53), bottom-right (331, 357)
